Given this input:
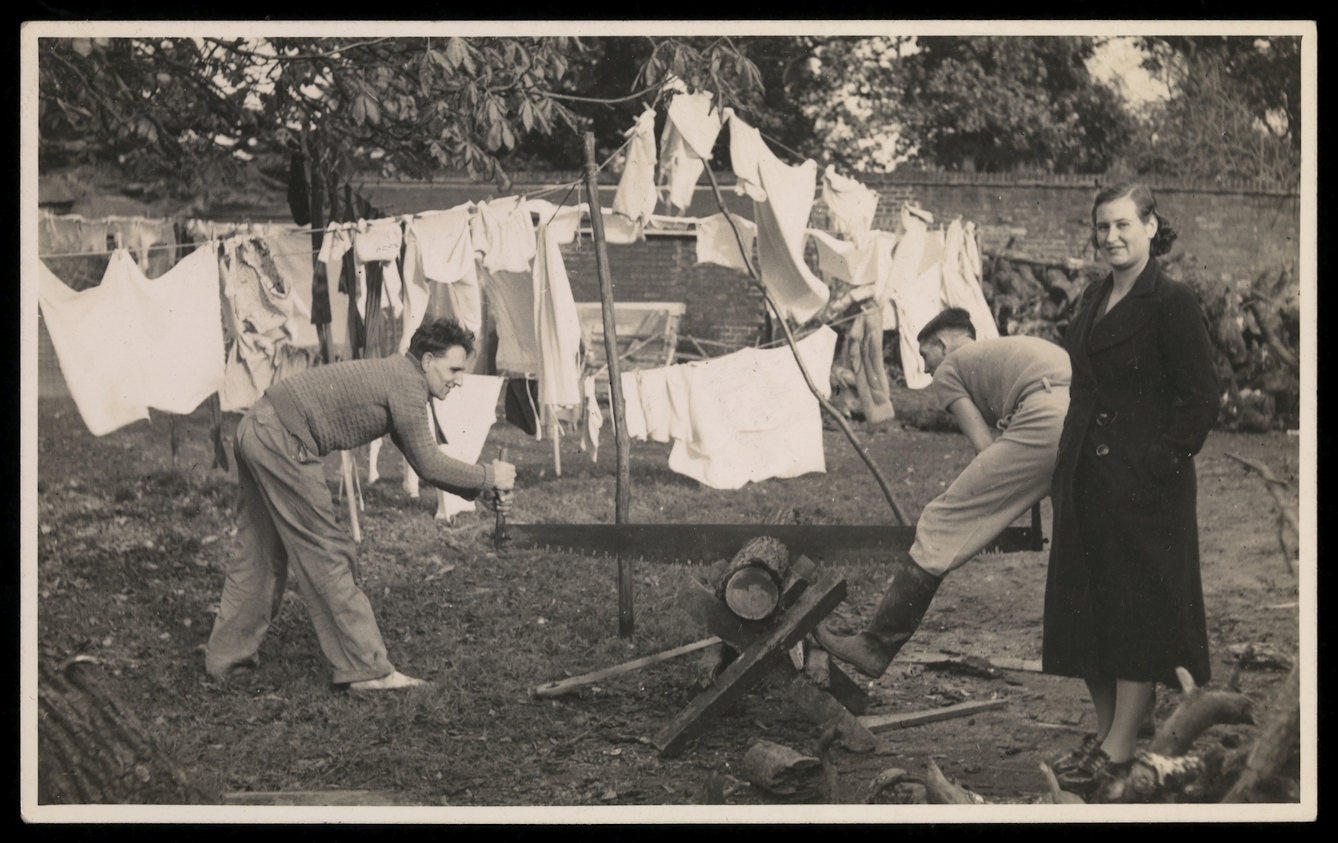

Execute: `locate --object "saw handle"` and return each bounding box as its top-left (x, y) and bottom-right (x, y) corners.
top-left (494, 446), bottom-right (510, 549)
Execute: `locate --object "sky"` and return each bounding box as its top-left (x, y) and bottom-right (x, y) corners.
top-left (1086, 36), bottom-right (1170, 108)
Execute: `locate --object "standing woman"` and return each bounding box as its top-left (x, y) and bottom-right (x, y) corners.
top-left (1044, 184), bottom-right (1220, 792)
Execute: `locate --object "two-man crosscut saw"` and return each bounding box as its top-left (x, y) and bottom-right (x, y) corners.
top-left (498, 504), bottom-right (1046, 565)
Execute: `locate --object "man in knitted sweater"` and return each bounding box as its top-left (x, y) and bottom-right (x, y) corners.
top-left (205, 318), bottom-right (516, 691)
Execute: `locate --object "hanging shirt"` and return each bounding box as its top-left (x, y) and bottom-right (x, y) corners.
top-left (666, 325), bottom-right (838, 490)
top-left (821, 165), bottom-right (880, 241)
top-left (659, 88), bottom-right (723, 211)
top-left (695, 213), bottom-right (756, 273)
top-left (941, 217), bottom-right (999, 341)
top-left (728, 113), bottom-right (830, 323)
top-left (472, 195), bottom-right (536, 274)
top-left (532, 223), bottom-right (583, 409)
top-left (480, 265), bottom-right (540, 375)
top-left (885, 207), bottom-right (944, 389)
top-left (425, 373), bottom-right (506, 520)
top-left (38, 248), bottom-right (225, 436)
top-left (613, 108), bottom-right (659, 225)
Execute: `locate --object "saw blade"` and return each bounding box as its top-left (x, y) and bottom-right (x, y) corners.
top-left (501, 524), bottom-right (1043, 565)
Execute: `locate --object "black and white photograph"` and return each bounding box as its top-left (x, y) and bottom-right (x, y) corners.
top-left (19, 20), bottom-right (1316, 822)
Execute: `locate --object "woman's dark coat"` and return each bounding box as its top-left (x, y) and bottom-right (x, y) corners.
top-left (1043, 259), bottom-right (1220, 686)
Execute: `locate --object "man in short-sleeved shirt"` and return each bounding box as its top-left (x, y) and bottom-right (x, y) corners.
top-left (817, 307), bottom-right (1071, 677)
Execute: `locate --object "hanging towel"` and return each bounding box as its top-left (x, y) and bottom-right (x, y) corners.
top-left (38, 248), bottom-right (225, 436)
top-left (659, 87), bottom-right (723, 211)
top-left (728, 113), bottom-right (830, 323)
top-left (963, 220), bottom-right (983, 282)
top-left (472, 195), bottom-right (536, 274)
top-left (695, 213), bottom-right (756, 273)
top-left (425, 374), bottom-right (506, 521)
top-left (667, 325), bottom-right (838, 489)
top-left (821, 165), bottom-right (880, 241)
top-left (620, 370), bottom-right (648, 441)
top-left (885, 206), bottom-right (944, 389)
top-left (613, 108), bottom-right (659, 225)
top-left (941, 217), bottom-right (999, 341)
top-left (532, 223), bottom-right (583, 409)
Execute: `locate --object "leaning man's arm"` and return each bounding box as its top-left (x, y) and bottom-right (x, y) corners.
top-left (947, 397), bottom-right (996, 454)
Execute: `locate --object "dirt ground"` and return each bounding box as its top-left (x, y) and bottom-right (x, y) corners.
top-left (30, 385), bottom-right (1302, 809)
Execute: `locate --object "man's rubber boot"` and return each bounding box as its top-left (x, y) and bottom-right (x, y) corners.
top-left (814, 556), bottom-right (942, 678)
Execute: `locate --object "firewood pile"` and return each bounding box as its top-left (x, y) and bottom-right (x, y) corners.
top-left (979, 250), bottom-right (1300, 431)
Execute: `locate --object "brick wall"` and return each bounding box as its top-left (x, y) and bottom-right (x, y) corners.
top-left (559, 235), bottom-right (768, 348)
top-left (857, 171), bottom-right (1301, 285)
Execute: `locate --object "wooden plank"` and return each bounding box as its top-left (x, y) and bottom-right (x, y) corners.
top-left (857, 698), bottom-right (1009, 733)
top-left (685, 585), bottom-right (869, 715)
top-left (221, 790), bottom-right (404, 806)
top-left (654, 570), bottom-right (847, 757)
top-left (781, 670), bottom-right (877, 753)
top-left (899, 652), bottom-right (1044, 673)
top-left (531, 637), bottom-right (722, 698)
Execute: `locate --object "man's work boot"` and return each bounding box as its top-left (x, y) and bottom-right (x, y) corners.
top-left (814, 556), bottom-right (942, 678)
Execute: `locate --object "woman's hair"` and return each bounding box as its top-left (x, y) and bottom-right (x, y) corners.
top-left (917, 307), bottom-right (977, 345)
top-left (408, 317), bottom-right (475, 360)
top-left (1090, 182), bottom-right (1179, 257)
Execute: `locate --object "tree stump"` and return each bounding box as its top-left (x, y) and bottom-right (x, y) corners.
top-left (38, 656), bottom-right (206, 804)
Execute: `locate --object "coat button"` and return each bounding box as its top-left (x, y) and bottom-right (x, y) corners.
top-left (1095, 444), bottom-right (1110, 456)
top-left (1095, 412), bottom-right (1110, 426)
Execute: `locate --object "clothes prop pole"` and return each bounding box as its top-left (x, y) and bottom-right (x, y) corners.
top-left (583, 131), bottom-right (636, 639)
top-left (701, 165), bottom-right (909, 526)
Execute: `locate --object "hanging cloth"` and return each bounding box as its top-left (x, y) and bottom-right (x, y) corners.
top-left (620, 370), bottom-right (649, 441)
top-left (527, 199), bottom-right (585, 246)
top-left (403, 205), bottom-right (482, 349)
top-left (472, 195), bottom-right (536, 275)
top-left (658, 86), bottom-right (724, 212)
top-left (821, 165), bottom-right (880, 242)
top-left (38, 248), bottom-right (225, 435)
top-left (846, 306), bottom-right (896, 424)
top-left (885, 206), bottom-right (944, 389)
top-left (352, 217), bottom-right (404, 319)
top-left (941, 217), bottom-right (999, 341)
top-left (425, 373), bottom-right (507, 521)
top-left (612, 107), bottom-right (660, 234)
top-left (579, 375), bottom-right (604, 462)
top-left (666, 325), bottom-right (838, 489)
top-left (256, 224), bottom-right (320, 348)
top-left (532, 222), bottom-right (583, 410)
top-left (695, 213), bottom-right (757, 273)
top-left (728, 112), bottom-right (830, 323)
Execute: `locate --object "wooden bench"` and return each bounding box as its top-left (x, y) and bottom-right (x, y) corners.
top-left (576, 301), bottom-right (685, 396)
